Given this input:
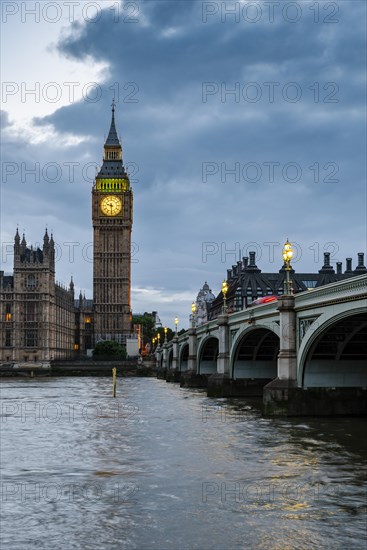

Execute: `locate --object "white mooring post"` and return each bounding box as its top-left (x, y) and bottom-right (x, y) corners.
top-left (112, 367), bottom-right (117, 397)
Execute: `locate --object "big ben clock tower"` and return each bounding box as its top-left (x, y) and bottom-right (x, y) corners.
top-left (92, 102), bottom-right (133, 344)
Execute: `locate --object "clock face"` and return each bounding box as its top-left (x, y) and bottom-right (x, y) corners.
top-left (100, 195), bottom-right (122, 216)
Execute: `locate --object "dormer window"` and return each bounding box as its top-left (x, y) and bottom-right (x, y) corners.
top-left (234, 287), bottom-right (243, 311)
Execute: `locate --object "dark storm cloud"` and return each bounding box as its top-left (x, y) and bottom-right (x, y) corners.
top-left (0, 110), bottom-right (13, 129)
top-left (2, 0), bottom-right (366, 324)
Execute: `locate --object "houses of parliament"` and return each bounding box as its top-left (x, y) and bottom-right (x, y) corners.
top-left (0, 104), bottom-right (134, 363)
top-left (1, 105), bottom-right (366, 364)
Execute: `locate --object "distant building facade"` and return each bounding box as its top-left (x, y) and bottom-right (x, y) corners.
top-left (192, 282), bottom-right (216, 326)
top-left (2, 107), bottom-right (366, 362)
top-left (209, 251), bottom-right (367, 319)
top-left (0, 229), bottom-right (75, 363)
top-left (0, 105), bottom-right (136, 364)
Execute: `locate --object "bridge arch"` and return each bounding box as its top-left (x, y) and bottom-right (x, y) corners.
top-left (197, 336), bottom-right (219, 374)
top-left (230, 326), bottom-right (279, 380)
top-left (300, 310), bottom-right (367, 387)
top-left (179, 342), bottom-right (189, 372)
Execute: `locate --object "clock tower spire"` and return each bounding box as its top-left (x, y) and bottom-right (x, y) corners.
top-left (92, 103), bottom-right (133, 345)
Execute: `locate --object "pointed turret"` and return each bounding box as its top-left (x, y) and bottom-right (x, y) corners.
top-left (14, 228), bottom-right (21, 267)
top-left (105, 99), bottom-right (120, 147)
top-left (14, 228), bottom-right (20, 246)
top-left (95, 102), bottom-right (130, 189)
top-left (14, 228), bottom-right (20, 256)
top-left (49, 233), bottom-right (55, 270)
top-left (43, 228), bottom-right (50, 255)
top-left (69, 276), bottom-right (75, 295)
top-left (20, 233), bottom-right (27, 257)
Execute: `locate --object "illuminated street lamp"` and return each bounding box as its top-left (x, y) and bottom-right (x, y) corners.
top-left (164, 326), bottom-right (168, 343)
top-left (282, 239), bottom-right (293, 295)
top-left (174, 316), bottom-right (179, 335)
top-left (222, 280), bottom-right (229, 313)
top-left (191, 301), bottom-right (197, 328)
top-left (157, 332), bottom-right (161, 347)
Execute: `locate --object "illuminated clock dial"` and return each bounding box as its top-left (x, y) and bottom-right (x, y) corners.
top-left (100, 195), bottom-right (122, 216)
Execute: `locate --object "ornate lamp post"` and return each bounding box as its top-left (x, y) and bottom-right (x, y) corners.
top-left (221, 280), bottom-right (229, 313)
top-left (191, 301), bottom-right (197, 328)
top-left (282, 239), bottom-right (293, 295)
top-left (157, 332), bottom-right (161, 348)
top-left (164, 326), bottom-right (168, 343)
top-left (174, 316), bottom-right (179, 336)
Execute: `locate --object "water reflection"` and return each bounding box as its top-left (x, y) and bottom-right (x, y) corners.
top-left (1, 377), bottom-right (366, 549)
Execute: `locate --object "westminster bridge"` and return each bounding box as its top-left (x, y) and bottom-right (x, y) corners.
top-left (157, 274), bottom-right (367, 415)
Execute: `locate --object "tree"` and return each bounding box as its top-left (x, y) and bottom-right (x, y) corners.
top-left (156, 326), bottom-right (175, 343)
top-left (93, 340), bottom-right (127, 360)
top-left (132, 313), bottom-right (155, 345)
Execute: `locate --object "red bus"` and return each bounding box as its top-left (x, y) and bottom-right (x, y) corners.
top-left (248, 296), bottom-right (278, 307)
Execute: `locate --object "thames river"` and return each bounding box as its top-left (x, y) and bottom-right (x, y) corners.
top-left (1, 377), bottom-right (366, 549)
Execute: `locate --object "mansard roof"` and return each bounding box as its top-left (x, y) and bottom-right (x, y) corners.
top-left (96, 160), bottom-right (128, 178)
top-left (210, 251), bottom-right (366, 314)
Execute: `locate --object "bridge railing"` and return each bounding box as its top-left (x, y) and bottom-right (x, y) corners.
top-left (295, 273), bottom-right (367, 309)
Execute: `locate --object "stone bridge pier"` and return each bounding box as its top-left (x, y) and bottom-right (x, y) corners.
top-left (180, 327), bottom-right (208, 388)
top-left (262, 295), bottom-right (298, 414)
top-left (166, 335), bottom-right (181, 382)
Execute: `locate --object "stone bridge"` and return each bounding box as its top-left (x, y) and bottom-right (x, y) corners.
top-left (157, 274), bottom-right (367, 416)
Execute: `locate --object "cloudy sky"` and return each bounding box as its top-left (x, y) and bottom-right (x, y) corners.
top-left (1, 0), bottom-right (366, 328)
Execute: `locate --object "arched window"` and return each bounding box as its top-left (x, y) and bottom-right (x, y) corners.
top-left (27, 274), bottom-right (36, 289)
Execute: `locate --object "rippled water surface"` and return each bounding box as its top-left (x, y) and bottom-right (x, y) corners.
top-left (1, 377), bottom-right (366, 549)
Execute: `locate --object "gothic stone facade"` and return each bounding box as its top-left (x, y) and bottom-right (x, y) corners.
top-left (0, 107), bottom-right (134, 363)
top-left (92, 103), bottom-right (133, 344)
top-left (0, 230), bottom-right (75, 363)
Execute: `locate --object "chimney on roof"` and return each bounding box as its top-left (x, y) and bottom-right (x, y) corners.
top-left (243, 257), bottom-right (248, 268)
top-left (319, 252), bottom-right (334, 272)
top-left (336, 262), bottom-right (342, 275)
top-left (227, 269), bottom-right (232, 280)
top-left (354, 253), bottom-right (367, 272)
top-left (232, 265), bottom-right (237, 276)
top-left (345, 258), bottom-right (353, 273)
top-left (246, 251), bottom-right (260, 272)
top-left (237, 260), bottom-right (242, 272)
